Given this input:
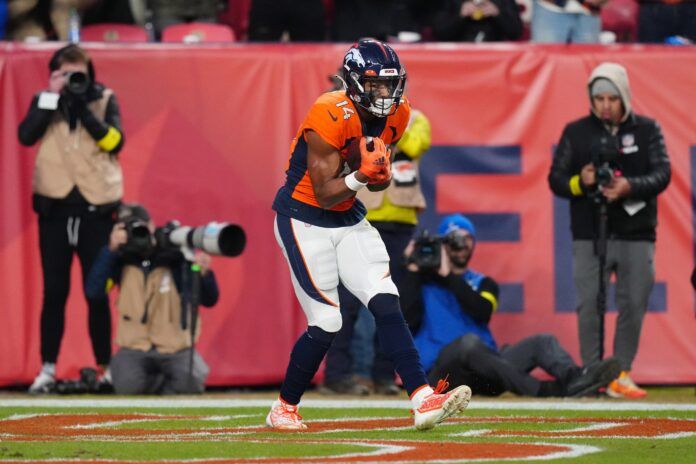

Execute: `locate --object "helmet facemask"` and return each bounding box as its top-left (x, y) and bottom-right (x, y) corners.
top-left (347, 71), bottom-right (406, 118)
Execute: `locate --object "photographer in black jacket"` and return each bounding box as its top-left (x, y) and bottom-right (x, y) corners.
top-left (548, 62), bottom-right (671, 399)
top-left (401, 214), bottom-right (620, 397)
top-left (18, 44), bottom-right (124, 394)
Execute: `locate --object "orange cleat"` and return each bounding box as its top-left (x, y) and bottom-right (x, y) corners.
top-left (607, 371), bottom-right (647, 399)
top-left (266, 399), bottom-right (308, 430)
top-left (413, 378), bottom-right (471, 431)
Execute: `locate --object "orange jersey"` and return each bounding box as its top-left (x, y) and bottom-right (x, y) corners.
top-left (273, 91), bottom-right (411, 227)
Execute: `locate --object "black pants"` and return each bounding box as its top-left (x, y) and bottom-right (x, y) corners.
top-left (638, 4), bottom-right (696, 43)
top-left (428, 333), bottom-right (581, 397)
top-left (324, 223), bottom-right (415, 385)
top-left (38, 213), bottom-right (114, 365)
top-left (248, 0), bottom-right (325, 41)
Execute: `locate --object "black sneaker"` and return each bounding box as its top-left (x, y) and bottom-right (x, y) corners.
top-left (318, 379), bottom-right (370, 396)
top-left (566, 357), bottom-right (622, 397)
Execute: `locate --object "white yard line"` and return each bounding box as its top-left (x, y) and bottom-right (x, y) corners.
top-left (0, 397), bottom-right (695, 411)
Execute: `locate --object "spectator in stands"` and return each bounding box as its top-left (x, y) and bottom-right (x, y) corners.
top-left (148, 0), bottom-right (225, 39)
top-left (85, 204), bottom-right (219, 395)
top-left (248, 0), bottom-right (325, 41)
top-left (531, 0), bottom-right (607, 43)
top-left (18, 44), bottom-right (125, 393)
top-left (548, 62), bottom-right (670, 398)
top-left (80, 0), bottom-right (143, 27)
top-left (431, 0), bottom-right (523, 42)
top-left (402, 214), bottom-right (621, 397)
top-left (332, 0), bottom-right (424, 42)
top-left (0, 1), bottom-right (8, 39)
top-left (637, 0), bottom-right (696, 43)
top-left (323, 101), bottom-right (432, 396)
top-left (6, 0), bottom-right (51, 40)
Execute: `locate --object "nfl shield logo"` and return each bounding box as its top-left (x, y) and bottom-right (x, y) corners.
top-left (622, 133), bottom-right (635, 147)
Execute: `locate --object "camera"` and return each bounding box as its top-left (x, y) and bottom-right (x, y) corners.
top-left (52, 367), bottom-right (113, 395)
top-left (120, 216), bottom-right (154, 256)
top-left (156, 221), bottom-right (246, 257)
top-left (65, 71), bottom-right (89, 95)
top-left (410, 231), bottom-right (443, 272)
top-left (409, 229), bottom-right (471, 272)
top-left (593, 136), bottom-right (621, 188)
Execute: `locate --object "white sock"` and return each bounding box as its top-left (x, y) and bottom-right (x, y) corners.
top-left (41, 363), bottom-right (56, 376)
top-left (410, 385), bottom-right (434, 409)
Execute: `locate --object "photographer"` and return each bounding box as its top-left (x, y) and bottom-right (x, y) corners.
top-left (18, 44), bottom-right (124, 393)
top-left (85, 204), bottom-right (219, 395)
top-left (402, 214), bottom-right (620, 397)
top-left (548, 62), bottom-right (671, 398)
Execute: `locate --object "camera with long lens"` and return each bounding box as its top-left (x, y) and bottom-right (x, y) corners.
top-left (409, 231), bottom-right (443, 272)
top-left (65, 71), bottom-right (89, 95)
top-left (120, 217), bottom-right (153, 257)
top-left (156, 221), bottom-right (246, 257)
top-left (593, 136), bottom-right (621, 188)
top-left (52, 367), bottom-right (112, 394)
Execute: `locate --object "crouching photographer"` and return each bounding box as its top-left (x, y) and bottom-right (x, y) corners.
top-left (85, 204), bottom-right (244, 394)
top-left (401, 214), bottom-right (620, 397)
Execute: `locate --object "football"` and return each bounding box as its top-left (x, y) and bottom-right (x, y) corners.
top-left (341, 136), bottom-right (364, 172)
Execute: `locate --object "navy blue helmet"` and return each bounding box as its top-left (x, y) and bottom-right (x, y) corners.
top-left (341, 39), bottom-right (407, 118)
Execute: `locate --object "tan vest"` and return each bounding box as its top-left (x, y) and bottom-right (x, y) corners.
top-left (357, 156), bottom-right (427, 210)
top-left (33, 89), bottom-right (123, 205)
top-left (116, 266), bottom-right (201, 354)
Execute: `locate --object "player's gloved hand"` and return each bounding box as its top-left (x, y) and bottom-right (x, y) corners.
top-left (358, 137), bottom-right (389, 181)
top-left (368, 147), bottom-right (392, 184)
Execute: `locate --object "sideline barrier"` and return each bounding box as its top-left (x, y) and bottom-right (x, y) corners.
top-left (0, 43), bottom-right (694, 385)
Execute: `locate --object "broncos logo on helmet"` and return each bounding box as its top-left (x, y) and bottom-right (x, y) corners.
top-left (342, 39), bottom-right (407, 118)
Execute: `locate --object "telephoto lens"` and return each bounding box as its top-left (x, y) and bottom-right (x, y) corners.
top-left (66, 71), bottom-right (89, 95)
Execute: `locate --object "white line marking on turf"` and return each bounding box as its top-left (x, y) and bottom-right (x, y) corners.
top-left (1, 398), bottom-right (695, 411)
top-left (450, 429), bottom-right (492, 437)
top-left (510, 443), bottom-right (601, 461)
top-left (552, 422), bottom-right (626, 433)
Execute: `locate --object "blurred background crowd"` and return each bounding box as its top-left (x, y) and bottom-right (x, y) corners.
top-left (0, 0), bottom-right (694, 45)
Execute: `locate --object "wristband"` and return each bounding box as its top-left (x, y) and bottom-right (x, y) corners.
top-left (344, 171), bottom-right (368, 192)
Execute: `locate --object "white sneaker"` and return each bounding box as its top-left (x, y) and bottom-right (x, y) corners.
top-left (29, 371), bottom-right (55, 394)
top-left (266, 399), bottom-right (307, 430)
top-left (413, 382), bottom-right (471, 431)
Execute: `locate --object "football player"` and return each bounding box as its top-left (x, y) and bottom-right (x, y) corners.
top-left (269, 39), bottom-right (471, 430)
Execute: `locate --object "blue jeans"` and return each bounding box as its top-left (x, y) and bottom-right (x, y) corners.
top-left (531, 1), bottom-right (600, 43)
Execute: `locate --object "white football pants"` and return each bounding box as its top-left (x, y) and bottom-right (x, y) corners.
top-left (274, 214), bottom-right (399, 333)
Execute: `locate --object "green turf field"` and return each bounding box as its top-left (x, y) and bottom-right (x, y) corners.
top-left (0, 394), bottom-right (695, 463)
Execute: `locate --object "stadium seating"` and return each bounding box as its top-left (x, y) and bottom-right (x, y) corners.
top-left (80, 24), bottom-right (149, 43)
top-left (161, 23), bottom-right (236, 43)
top-left (601, 0), bottom-right (639, 42)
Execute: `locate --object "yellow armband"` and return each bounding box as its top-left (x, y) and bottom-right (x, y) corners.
top-left (480, 291), bottom-right (498, 312)
top-left (97, 127), bottom-right (122, 152)
top-left (569, 175), bottom-right (583, 196)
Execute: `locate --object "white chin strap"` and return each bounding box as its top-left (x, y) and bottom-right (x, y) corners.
top-left (368, 98), bottom-right (395, 117)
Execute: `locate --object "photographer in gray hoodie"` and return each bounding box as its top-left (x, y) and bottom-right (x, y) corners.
top-left (548, 62), bottom-right (670, 399)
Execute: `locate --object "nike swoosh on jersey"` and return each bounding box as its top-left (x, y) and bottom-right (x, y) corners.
top-left (327, 110), bottom-right (338, 122)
